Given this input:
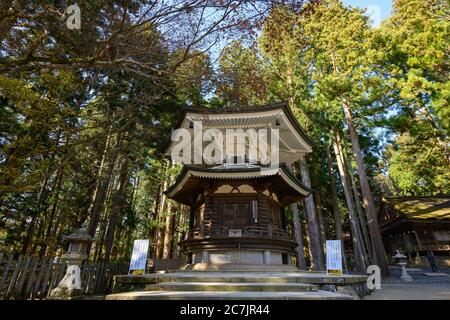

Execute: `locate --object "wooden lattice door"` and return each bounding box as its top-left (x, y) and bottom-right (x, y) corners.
top-left (219, 200), bottom-right (251, 230)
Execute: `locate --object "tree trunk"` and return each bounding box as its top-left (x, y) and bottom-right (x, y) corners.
top-left (326, 145), bottom-right (348, 270)
top-left (342, 100), bottom-right (388, 273)
top-left (162, 200), bottom-right (174, 259)
top-left (87, 131), bottom-right (112, 237)
top-left (333, 134), bottom-right (366, 273)
top-left (287, 164), bottom-right (307, 269)
top-left (344, 146), bottom-right (374, 265)
top-left (291, 202), bottom-right (307, 269)
top-left (155, 179), bottom-right (168, 259)
top-left (87, 132), bottom-right (121, 247)
top-left (104, 158), bottom-right (129, 262)
top-left (149, 182), bottom-right (162, 258)
top-left (21, 208), bottom-right (37, 255)
top-left (298, 156), bottom-right (324, 271)
top-left (174, 204), bottom-right (186, 258)
top-left (418, 102), bottom-right (449, 163)
top-left (122, 225), bottom-right (134, 261)
top-left (326, 146), bottom-right (342, 241)
top-left (314, 191), bottom-right (327, 252)
top-left (21, 156), bottom-right (55, 254)
top-left (40, 160), bottom-right (66, 256)
top-left (92, 214), bottom-right (106, 262)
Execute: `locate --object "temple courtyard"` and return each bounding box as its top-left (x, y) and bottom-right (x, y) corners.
top-left (364, 266), bottom-right (450, 300)
top-left (100, 266), bottom-right (450, 300)
top-left (365, 282), bottom-right (450, 300)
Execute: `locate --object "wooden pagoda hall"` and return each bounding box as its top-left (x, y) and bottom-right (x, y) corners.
top-left (163, 102), bottom-right (313, 270)
top-left (107, 103), bottom-right (371, 300)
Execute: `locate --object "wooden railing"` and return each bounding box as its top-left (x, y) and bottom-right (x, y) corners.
top-left (187, 225), bottom-right (290, 241)
top-left (187, 228), bottom-right (202, 239)
top-left (412, 244), bottom-right (450, 251)
top-left (147, 258), bottom-right (184, 271)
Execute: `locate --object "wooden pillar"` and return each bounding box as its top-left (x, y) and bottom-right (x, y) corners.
top-left (201, 181), bottom-right (217, 237)
top-left (414, 229), bottom-right (423, 250)
top-left (256, 188), bottom-right (270, 226)
top-left (189, 205), bottom-right (195, 235)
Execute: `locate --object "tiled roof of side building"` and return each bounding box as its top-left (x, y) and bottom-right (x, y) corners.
top-left (385, 196), bottom-right (450, 220)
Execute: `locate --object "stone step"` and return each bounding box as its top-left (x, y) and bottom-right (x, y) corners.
top-left (153, 274), bottom-right (365, 285)
top-left (106, 290), bottom-right (354, 300)
top-left (115, 272), bottom-right (367, 286)
top-left (158, 276), bottom-right (300, 283)
top-left (145, 282), bottom-right (318, 292)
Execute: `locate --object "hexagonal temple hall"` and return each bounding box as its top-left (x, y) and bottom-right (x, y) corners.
top-left (107, 102), bottom-right (370, 300)
top-left (163, 102), bottom-right (313, 270)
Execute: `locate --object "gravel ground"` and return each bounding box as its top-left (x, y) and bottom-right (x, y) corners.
top-left (363, 282), bottom-right (450, 300)
top-left (363, 266), bottom-right (450, 300)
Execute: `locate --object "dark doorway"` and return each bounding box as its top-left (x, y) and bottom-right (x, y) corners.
top-left (282, 252), bottom-right (288, 265)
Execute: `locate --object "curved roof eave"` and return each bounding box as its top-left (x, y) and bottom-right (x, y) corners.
top-left (164, 163), bottom-right (311, 198)
top-left (161, 102), bottom-right (314, 155)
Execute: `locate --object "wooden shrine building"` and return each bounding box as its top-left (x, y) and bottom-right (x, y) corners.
top-left (379, 196), bottom-right (450, 267)
top-left (163, 102), bottom-right (313, 269)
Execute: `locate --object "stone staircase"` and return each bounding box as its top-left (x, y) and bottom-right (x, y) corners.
top-left (106, 271), bottom-right (366, 300)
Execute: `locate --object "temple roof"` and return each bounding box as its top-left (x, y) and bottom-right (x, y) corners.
top-left (379, 196), bottom-right (450, 229)
top-left (386, 196), bottom-right (450, 220)
top-left (163, 102), bottom-right (313, 165)
top-left (164, 163), bottom-right (311, 206)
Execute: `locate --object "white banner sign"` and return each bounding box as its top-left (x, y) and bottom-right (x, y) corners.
top-left (326, 240), bottom-right (343, 275)
top-left (129, 239), bottom-right (149, 274)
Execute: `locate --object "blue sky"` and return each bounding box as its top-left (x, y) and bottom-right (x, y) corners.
top-left (343, 0), bottom-right (393, 26)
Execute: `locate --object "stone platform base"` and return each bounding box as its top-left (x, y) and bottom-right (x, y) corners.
top-left (108, 270), bottom-right (370, 300)
top-left (181, 263), bottom-right (299, 272)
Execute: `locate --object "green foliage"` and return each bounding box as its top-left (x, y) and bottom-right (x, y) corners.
top-left (380, 0), bottom-right (449, 135)
top-left (0, 8), bottom-right (184, 256)
top-left (0, 0), bottom-right (448, 258)
top-left (215, 41), bottom-right (269, 106)
top-left (387, 129), bottom-right (450, 196)
top-left (172, 51), bottom-right (213, 107)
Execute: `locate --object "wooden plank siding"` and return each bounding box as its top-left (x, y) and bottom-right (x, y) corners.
top-left (0, 252), bottom-right (128, 300)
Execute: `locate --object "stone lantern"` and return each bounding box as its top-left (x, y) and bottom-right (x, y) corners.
top-left (49, 222), bottom-right (93, 299)
top-left (392, 249), bottom-right (413, 282)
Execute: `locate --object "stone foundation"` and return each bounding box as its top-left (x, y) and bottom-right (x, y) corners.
top-left (110, 270), bottom-right (371, 299)
top-left (190, 249), bottom-right (291, 265)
